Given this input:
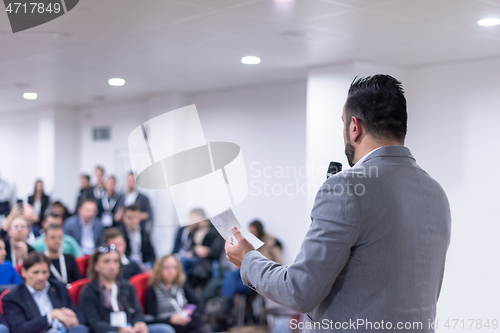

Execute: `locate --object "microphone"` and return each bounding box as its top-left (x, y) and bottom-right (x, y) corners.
top-left (326, 162), bottom-right (342, 179)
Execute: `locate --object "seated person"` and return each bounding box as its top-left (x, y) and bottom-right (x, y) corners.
top-left (116, 205), bottom-right (155, 270)
top-left (44, 225), bottom-right (82, 284)
top-left (2, 216), bottom-right (35, 267)
top-left (64, 199), bottom-right (103, 255)
top-left (1, 203), bottom-right (41, 245)
top-left (50, 201), bottom-right (70, 222)
top-left (2, 252), bottom-right (88, 333)
top-left (0, 237), bottom-right (22, 285)
top-left (79, 245), bottom-right (175, 333)
top-left (177, 209), bottom-right (224, 288)
top-left (32, 213), bottom-right (83, 258)
top-left (146, 255), bottom-right (211, 333)
top-left (103, 228), bottom-right (141, 280)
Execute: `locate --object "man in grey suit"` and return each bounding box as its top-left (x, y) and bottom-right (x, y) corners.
top-left (225, 75), bottom-right (451, 332)
top-left (64, 198), bottom-right (103, 255)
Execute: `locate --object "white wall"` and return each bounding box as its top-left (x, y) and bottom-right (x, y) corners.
top-left (406, 58), bottom-right (500, 331)
top-left (187, 80), bottom-right (308, 264)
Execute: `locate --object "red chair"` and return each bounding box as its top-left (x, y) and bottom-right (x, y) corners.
top-left (75, 255), bottom-right (91, 278)
top-left (68, 278), bottom-right (90, 304)
top-left (130, 272), bottom-right (151, 309)
top-left (0, 289), bottom-right (10, 315)
top-left (16, 262), bottom-right (23, 275)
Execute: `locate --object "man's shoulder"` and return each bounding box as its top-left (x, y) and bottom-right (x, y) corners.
top-left (3, 283), bottom-right (27, 301)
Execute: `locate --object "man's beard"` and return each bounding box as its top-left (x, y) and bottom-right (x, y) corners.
top-left (344, 132), bottom-right (355, 167)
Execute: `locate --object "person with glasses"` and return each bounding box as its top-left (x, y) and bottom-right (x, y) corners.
top-left (2, 252), bottom-right (88, 333)
top-left (80, 244), bottom-right (175, 333)
top-left (2, 216), bottom-right (35, 267)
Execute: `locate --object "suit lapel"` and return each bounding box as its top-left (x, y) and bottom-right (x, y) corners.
top-left (48, 283), bottom-right (62, 309)
top-left (20, 284), bottom-right (42, 318)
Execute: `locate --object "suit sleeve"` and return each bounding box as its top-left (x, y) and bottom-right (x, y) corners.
top-left (61, 283), bottom-right (86, 325)
top-left (142, 231), bottom-right (156, 265)
top-left (3, 293), bottom-right (50, 333)
top-left (240, 176), bottom-right (361, 313)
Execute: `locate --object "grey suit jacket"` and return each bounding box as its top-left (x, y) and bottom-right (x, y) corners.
top-left (240, 145), bottom-right (451, 332)
top-left (63, 215), bottom-right (104, 250)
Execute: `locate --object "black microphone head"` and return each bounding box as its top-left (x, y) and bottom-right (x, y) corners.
top-left (327, 162), bottom-right (342, 179)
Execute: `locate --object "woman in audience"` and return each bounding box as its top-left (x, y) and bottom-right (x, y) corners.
top-left (79, 245), bottom-right (174, 333)
top-left (0, 237), bottom-right (22, 285)
top-left (27, 179), bottom-right (50, 228)
top-left (146, 255), bottom-right (211, 333)
top-left (249, 220), bottom-right (282, 264)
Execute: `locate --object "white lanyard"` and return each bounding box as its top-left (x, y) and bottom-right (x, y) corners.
top-left (45, 250), bottom-right (67, 284)
top-left (102, 193), bottom-right (117, 212)
top-left (166, 286), bottom-right (185, 313)
top-left (110, 283), bottom-right (120, 312)
top-left (10, 241), bottom-right (16, 266)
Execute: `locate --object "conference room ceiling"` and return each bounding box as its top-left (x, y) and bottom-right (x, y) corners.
top-left (1, 0), bottom-right (499, 112)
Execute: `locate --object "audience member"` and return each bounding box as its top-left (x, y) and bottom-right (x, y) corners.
top-left (249, 220), bottom-right (282, 264)
top-left (146, 255), bottom-right (211, 333)
top-left (0, 237), bottom-right (22, 285)
top-left (2, 216), bottom-right (35, 266)
top-left (1, 203), bottom-right (40, 245)
top-left (116, 205), bottom-right (155, 269)
top-left (64, 199), bottom-right (103, 255)
top-left (93, 166), bottom-right (106, 200)
top-left (79, 245), bottom-right (175, 333)
top-left (177, 209), bottom-right (224, 288)
top-left (44, 225), bottom-right (82, 284)
top-left (27, 179), bottom-right (50, 228)
top-left (119, 172), bottom-right (152, 224)
top-left (98, 176), bottom-right (123, 227)
top-left (103, 228), bottom-right (141, 280)
top-left (32, 213), bottom-right (84, 258)
top-left (75, 174), bottom-right (94, 213)
top-left (51, 201), bottom-right (70, 222)
top-left (2, 252), bottom-right (88, 333)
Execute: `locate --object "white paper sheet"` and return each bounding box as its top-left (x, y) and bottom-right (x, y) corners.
top-left (210, 208), bottom-right (264, 250)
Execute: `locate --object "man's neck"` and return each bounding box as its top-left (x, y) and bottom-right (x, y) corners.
top-left (47, 249), bottom-right (60, 259)
top-left (354, 140), bottom-right (403, 165)
top-left (99, 276), bottom-right (116, 289)
top-left (128, 188), bottom-right (136, 194)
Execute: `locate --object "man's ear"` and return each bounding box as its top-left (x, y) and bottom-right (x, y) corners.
top-left (21, 267), bottom-right (26, 279)
top-left (350, 116), bottom-right (363, 142)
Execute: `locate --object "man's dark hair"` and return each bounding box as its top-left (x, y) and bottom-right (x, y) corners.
top-left (44, 212), bottom-right (62, 222)
top-left (45, 224), bottom-right (63, 236)
top-left (345, 74), bottom-right (407, 142)
top-left (23, 252), bottom-right (51, 271)
top-left (189, 208), bottom-right (206, 219)
top-left (124, 204), bottom-right (140, 213)
top-left (95, 165), bottom-right (105, 173)
top-left (81, 198), bottom-right (97, 207)
top-left (103, 227), bottom-right (125, 244)
top-left (81, 174), bottom-right (90, 182)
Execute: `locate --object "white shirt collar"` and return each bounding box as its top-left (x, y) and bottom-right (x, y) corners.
top-left (352, 146), bottom-right (384, 168)
top-left (25, 281), bottom-right (50, 295)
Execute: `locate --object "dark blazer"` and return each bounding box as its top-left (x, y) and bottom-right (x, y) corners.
top-left (117, 193), bottom-right (152, 221)
top-left (79, 279), bottom-right (144, 333)
top-left (172, 226), bottom-right (193, 255)
top-left (97, 192), bottom-right (123, 222)
top-left (123, 259), bottom-right (142, 280)
top-left (116, 222), bottom-right (156, 266)
top-left (63, 215), bottom-right (103, 251)
top-left (28, 194), bottom-right (50, 227)
top-left (2, 280), bottom-right (85, 333)
top-left (74, 187), bottom-right (95, 215)
top-left (3, 237), bottom-right (35, 264)
top-left (197, 224), bottom-right (225, 262)
top-left (145, 284), bottom-right (205, 332)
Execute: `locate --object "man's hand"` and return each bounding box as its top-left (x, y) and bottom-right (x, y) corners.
top-left (51, 308), bottom-right (79, 329)
top-left (225, 227), bottom-right (255, 268)
top-left (134, 321), bottom-right (149, 333)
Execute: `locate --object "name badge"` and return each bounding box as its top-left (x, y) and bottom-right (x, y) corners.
top-left (110, 311), bottom-right (127, 328)
top-left (102, 212), bottom-right (113, 227)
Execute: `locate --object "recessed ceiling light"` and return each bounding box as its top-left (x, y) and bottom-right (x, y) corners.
top-left (478, 18), bottom-right (500, 26)
top-left (23, 92), bottom-right (37, 100)
top-left (108, 78), bottom-right (125, 86)
top-left (241, 56), bottom-right (261, 65)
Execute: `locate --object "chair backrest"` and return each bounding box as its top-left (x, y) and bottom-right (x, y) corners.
top-left (16, 262), bottom-right (23, 275)
top-left (0, 289), bottom-right (11, 315)
top-left (75, 255), bottom-right (91, 278)
top-left (129, 272), bottom-right (151, 309)
top-left (68, 278), bottom-right (90, 304)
